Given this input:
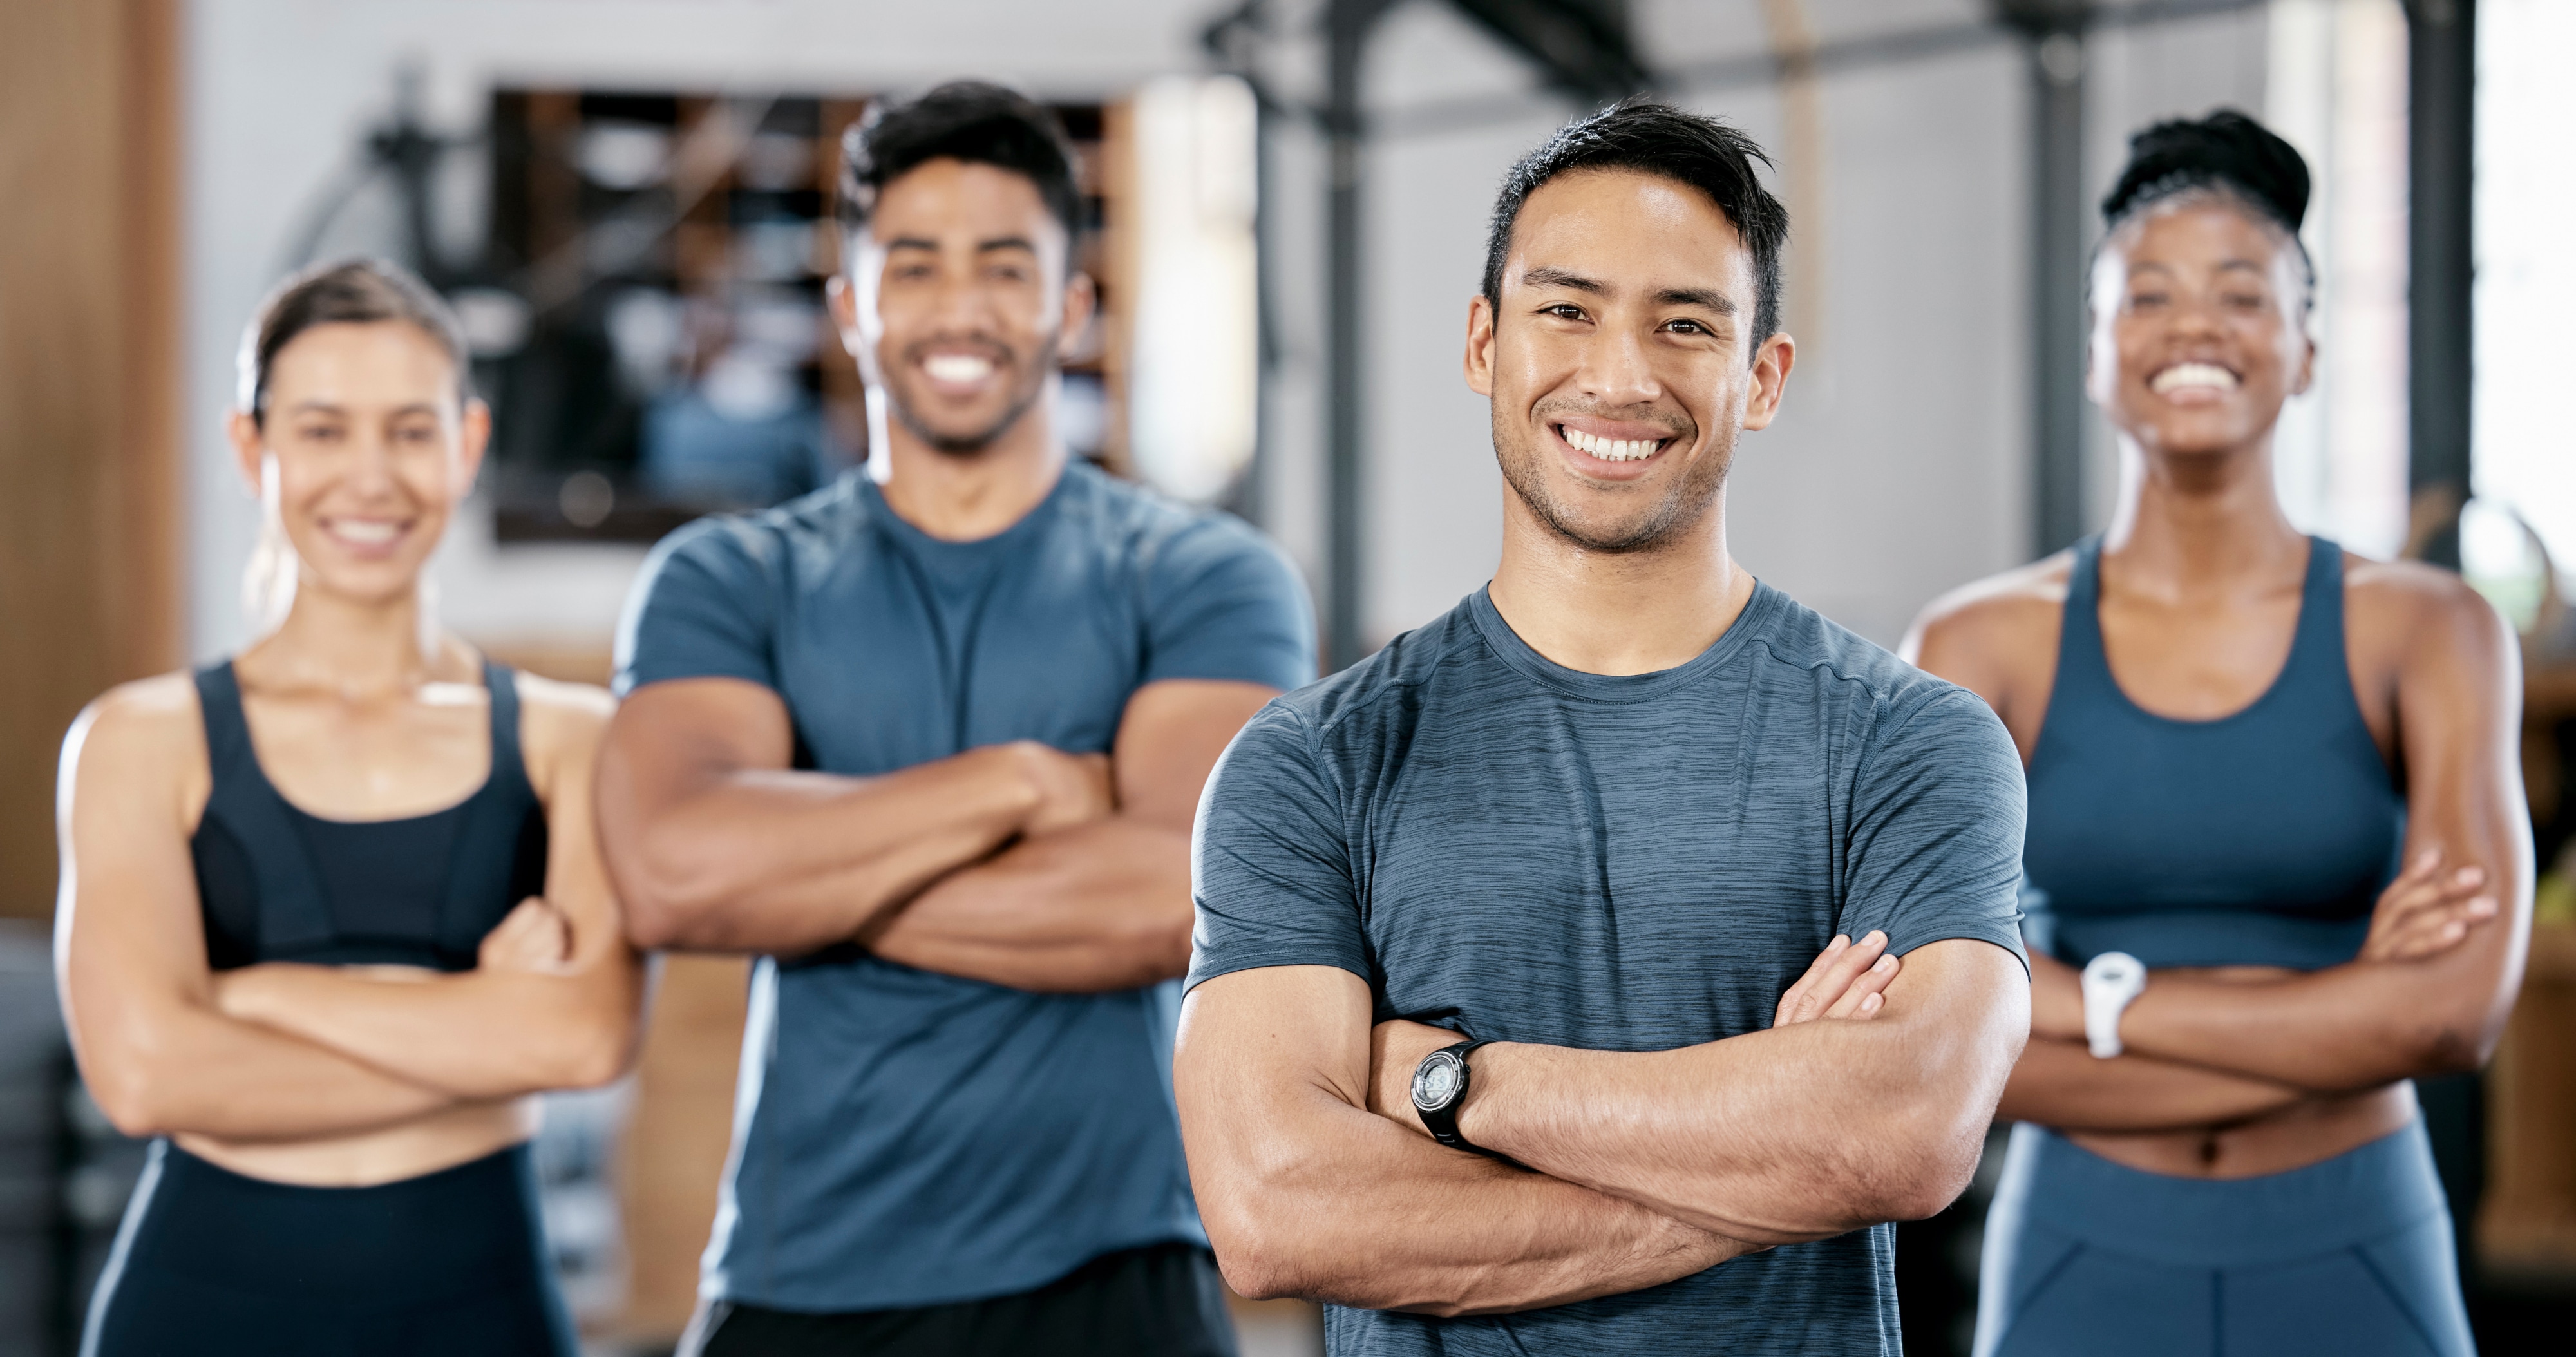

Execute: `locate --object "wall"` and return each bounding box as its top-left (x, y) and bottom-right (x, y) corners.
top-left (185, 0), bottom-right (1226, 661)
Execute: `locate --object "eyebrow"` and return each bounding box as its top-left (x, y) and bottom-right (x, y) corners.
top-left (283, 399), bottom-right (442, 417)
top-left (884, 234), bottom-right (1041, 255)
top-left (1521, 267), bottom-right (1736, 314)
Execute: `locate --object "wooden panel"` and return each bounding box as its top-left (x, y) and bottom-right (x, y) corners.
top-left (611, 954), bottom-right (748, 1341)
top-left (2481, 918), bottom-right (2576, 1272)
top-left (0, 0), bottom-right (184, 920)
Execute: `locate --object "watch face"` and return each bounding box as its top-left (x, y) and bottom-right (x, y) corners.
top-left (1411, 1052), bottom-right (1462, 1111)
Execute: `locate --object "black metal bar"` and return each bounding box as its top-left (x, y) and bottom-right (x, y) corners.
top-left (2005, 7), bottom-right (2093, 558)
top-left (1324, 0), bottom-right (1383, 670)
top-left (2406, 0), bottom-right (2476, 569)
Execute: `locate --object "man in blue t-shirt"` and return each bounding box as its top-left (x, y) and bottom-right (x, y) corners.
top-left (1177, 103), bottom-right (2030, 1355)
top-left (600, 83), bottom-right (1312, 1356)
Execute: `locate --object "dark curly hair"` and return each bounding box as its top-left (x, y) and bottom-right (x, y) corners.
top-left (837, 81), bottom-right (1082, 247)
top-left (2100, 108), bottom-right (2315, 310)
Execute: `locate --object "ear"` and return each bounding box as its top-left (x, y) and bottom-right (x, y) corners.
top-left (1057, 270), bottom-right (1099, 362)
top-left (1463, 293), bottom-right (1497, 397)
top-left (454, 398), bottom-right (492, 497)
top-left (2287, 332), bottom-right (2318, 399)
top-left (826, 272), bottom-right (862, 350)
top-left (227, 409), bottom-right (265, 495)
top-left (1738, 332), bottom-right (1797, 433)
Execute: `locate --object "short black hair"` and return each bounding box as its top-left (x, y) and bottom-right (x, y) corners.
top-left (1483, 100), bottom-right (1789, 358)
top-left (2101, 108), bottom-right (2315, 309)
top-left (837, 81), bottom-right (1082, 246)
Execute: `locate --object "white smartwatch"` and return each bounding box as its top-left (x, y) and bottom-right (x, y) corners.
top-left (2079, 951), bottom-right (2147, 1058)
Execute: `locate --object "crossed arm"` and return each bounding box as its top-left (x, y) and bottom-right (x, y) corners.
top-left (596, 675), bottom-right (1278, 990)
top-left (1175, 933), bottom-right (2027, 1315)
top-left (57, 676), bottom-right (644, 1141)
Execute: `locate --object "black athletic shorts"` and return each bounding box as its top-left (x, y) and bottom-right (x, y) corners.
top-left (698, 1242), bottom-right (1238, 1357)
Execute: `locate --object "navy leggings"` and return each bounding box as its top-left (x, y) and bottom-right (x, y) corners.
top-left (83, 1139), bottom-right (576, 1357)
top-left (1976, 1119), bottom-right (2472, 1356)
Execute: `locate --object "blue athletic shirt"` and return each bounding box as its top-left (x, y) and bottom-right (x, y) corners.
top-left (616, 460), bottom-right (1314, 1312)
top-left (1189, 585), bottom-right (2027, 1356)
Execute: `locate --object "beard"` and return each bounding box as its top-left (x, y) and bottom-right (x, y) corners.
top-left (1493, 401), bottom-right (1731, 555)
top-left (885, 330), bottom-right (1056, 456)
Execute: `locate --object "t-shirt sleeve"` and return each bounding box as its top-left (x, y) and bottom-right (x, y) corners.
top-left (613, 520), bottom-right (782, 696)
top-left (1837, 685), bottom-right (2031, 973)
top-left (1186, 703), bottom-right (1369, 991)
top-left (1140, 517), bottom-right (1316, 693)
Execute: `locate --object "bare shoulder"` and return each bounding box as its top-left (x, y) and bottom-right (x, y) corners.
top-left (75, 672), bottom-right (204, 765)
top-left (64, 672), bottom-right (208, 821)
top-left (511, 671), bottom-right (616, 761)
top-left (1904, 553), bottom-right (2075, 666)
top-left (2343, 552), bottom-right (2514, 658)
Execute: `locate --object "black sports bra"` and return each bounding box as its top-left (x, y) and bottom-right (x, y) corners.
top-left (189, 660), bottom-right (549, 973)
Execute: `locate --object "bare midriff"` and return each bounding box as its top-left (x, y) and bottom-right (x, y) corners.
top-left (176, 1097), bottom-right (536, 1188)
top-left (2063, 964), bottom-right (2416, 1179)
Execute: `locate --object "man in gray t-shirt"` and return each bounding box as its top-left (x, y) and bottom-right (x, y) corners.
top-left (1175, 104), bottom-right (2030, 1356)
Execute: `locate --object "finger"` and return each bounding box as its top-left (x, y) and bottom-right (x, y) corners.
top-left (1824, 953), bottom-right (1901, 1020)
top-left (1788, 933), bottom-right (1885, 1025)
top-left (1775, 935), bottom-right (1850, 1023)
top-left (1786, 931), bottom-right (1888, 1026)
top-left (2387, 895), bottom-right (2502, 960)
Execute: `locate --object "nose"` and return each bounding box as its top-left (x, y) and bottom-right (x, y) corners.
top-left (1574, 322), bottom-right (1663, 410)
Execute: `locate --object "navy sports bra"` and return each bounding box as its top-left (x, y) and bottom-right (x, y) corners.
top-left (2021, 536), bottom-right (2405, 971)
top-left (189, 660), bottom-right (549, 973)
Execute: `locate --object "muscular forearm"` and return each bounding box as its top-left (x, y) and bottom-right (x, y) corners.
top-left (1455, 946), bottom-right (2025, 1242)
top-left (1202, 1094), bottom-right (1754, 1315)
top-left (1996, 1036), bottom-right (2306, 1132)
top-left (217, 963), bottom-right (638, 1099)
top-left (864, 819), bottom-right (1193, 991)
top-left (2114, 952), bottom-right (2514, 1092)
top-left (79, 999), bottom-right (459, 1143)
top-left (615, 747), bottom-right (1043, 954)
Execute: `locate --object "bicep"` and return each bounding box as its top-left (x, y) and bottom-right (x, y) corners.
top-left (1882, 939), bottom-right (2031, 1086)
top-left (599, 678), bottom-right (794, 815)
top-left (2392, 595), bottom-right (2532, 1017)
top-left (1112, 679), bottom-right (1281, 830)
top-left (57, 705), bottom-right (216, 1067)
top-left (523, 692), bottom-right (632, 973)
top-left (1177, 965), bottom-right (1376, 1146)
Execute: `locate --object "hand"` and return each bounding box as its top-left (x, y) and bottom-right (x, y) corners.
top-left (2027, 951), bottom-right (2085, 1042)
top-left (479, 897), bottom-right (574, 974)
top-left (1368, 1019), bottom-right (1471, 1134)
top-left (2361, 847), bottom-right (2498, 963)
top-left (1772, 931), bottom-right (1902, 1027)
top-left (1007, 741), bottom-right (1117, 837)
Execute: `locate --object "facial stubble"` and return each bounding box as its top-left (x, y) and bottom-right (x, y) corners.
top-left (1494, 403), bottom-right (1734, 555)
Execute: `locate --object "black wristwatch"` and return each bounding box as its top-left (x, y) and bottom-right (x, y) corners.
top-left (1410, 1039), bottom-right (1496, 1154)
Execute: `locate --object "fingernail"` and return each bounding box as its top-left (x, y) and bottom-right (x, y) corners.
top-left (1874, 955), bottom-right (1896, 973)
top-left (1828, 935), bottom-right (1848, 951)
top-left (1865, 930), bottom-right (1888, 947)
top-left (1861, 993), bottom-right (1882, 1012)
top-left (2469, 897), bottom-right (2497, 915)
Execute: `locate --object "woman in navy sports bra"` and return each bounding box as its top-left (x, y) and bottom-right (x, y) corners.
top-left (55, 259), bottom-right (644, 1356)
top-left (1909, 112), bottom-right (2530, 1356)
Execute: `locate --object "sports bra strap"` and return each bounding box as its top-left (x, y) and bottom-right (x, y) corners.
top-left (193, 663), bottom-right (341, 953)
top-left (436, 663), bottom-right (542, 956)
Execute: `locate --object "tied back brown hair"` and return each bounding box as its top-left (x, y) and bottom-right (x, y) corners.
top-left (236, 257), bottom-right (472, 424)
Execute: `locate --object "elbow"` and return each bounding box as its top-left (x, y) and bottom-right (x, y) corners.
top-left (1862, 1092), bottom-right (1994, 1224)
top-left (614, 840), bottom-right (730, 951)
top-left (88, 1066), bottom-right (171, 1140)
top-left (1209, 1237), bottom-right (1304, 1305)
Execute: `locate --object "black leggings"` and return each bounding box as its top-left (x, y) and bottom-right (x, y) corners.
top-left (697, 1242), bottom-right (1238, 1357)
top-left (83, 1139), bottom-right (576, 1357)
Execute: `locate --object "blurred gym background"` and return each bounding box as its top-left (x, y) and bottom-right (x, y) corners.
top-left (3, 1), bottom-right (2571, 1353)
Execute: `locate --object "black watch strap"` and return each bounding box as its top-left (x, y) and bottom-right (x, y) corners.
top-left (1411, 1039), bottom-right (1495, 1154)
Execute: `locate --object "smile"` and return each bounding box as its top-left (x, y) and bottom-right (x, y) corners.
top-left (1557, 425), bottom-right (1670, 462)
top-left (2148, 361), bottom-right (2240, 396)
top-left (319, 517), bottom-right (408, 551)
top-left (922, 353), bottom-right (998, 386)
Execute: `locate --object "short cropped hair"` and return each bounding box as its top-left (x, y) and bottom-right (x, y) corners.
top-left (1484, 100), bottom-right (1789, 358)
top-left (238, 258), bottom-right (470, 425)
top-left (837, 81), bottom-right (1083, 247)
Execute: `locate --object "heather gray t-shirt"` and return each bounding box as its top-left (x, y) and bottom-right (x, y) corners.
top-left (1188, 584), bottom-right (2027, 1356)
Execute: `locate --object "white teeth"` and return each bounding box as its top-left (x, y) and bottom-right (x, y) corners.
top-left (2150, 361), bottom-right (2239, 394)
top-left (923, 354), bottom-right (995, 384)
top-left (1562, 426), bottom-right (1663, 462)
top-left (328, 519), bottom-right (399, 545)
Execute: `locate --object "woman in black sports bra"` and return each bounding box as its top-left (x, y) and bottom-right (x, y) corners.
top-left (55, 259), bottom-right (643, 1356)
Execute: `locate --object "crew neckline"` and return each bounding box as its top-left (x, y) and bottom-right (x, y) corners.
top-left (864, 458), bottom-right (1083, 558)
top-left (1466, 580), bottom-right (1777, 703)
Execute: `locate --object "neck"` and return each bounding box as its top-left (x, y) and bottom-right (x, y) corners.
top-left (2099, 430), bottom-right (2307, 593)
top-left (251, 582), bottom-right (460, 696)
top-left (1484, 486), bottom-right (1752, 676)
top-left (876, 382), bottom-right (1067, 542)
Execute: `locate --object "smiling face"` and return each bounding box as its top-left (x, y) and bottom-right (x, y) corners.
top-left (2087, 194), bottom-right (2313, 460)
top-left (228, 320), bottom-right (486, 608)
top-left (831, 157), bottom-right (1095, 456)
top-left (1467, 168), bottom-right (1792, 555)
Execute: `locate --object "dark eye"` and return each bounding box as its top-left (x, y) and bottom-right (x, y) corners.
top-left (1541, 303), bottom-right (1585, 321)
top-left (394, 423), bottom-right (439, 444)
top-left (2129, 290), bottom-right (2169, 309)
top-left (1664, 318), bottom-right (1709, 336)
top-left (297, 422), bottom-right (344, 444)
